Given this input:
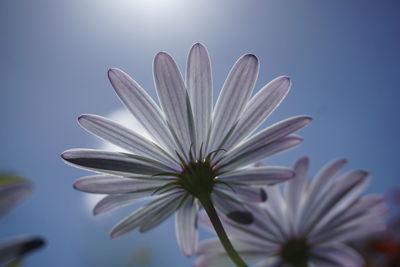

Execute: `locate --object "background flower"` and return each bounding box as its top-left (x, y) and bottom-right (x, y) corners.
top-left (197, 157), bottom-right (387, 266)
top-left (0, 174), bottom-right (45, 266)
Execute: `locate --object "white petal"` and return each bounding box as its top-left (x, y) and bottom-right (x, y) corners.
top-left (200, 202), bottom-right (283, 248)
top-left (195, 238), bottom-right (224, 255)
top-left (263, 186), bottom-right (286, 220)
top-left (219, 166), bottom-right (294, 186)
top-left (186, 43), bottom-right (212, 152)
top-left (301, 170), bottom-right (370, 235)
top-left (61, 149), bottom-right (172, 176)
top-left (262, 186), bottom-right (290, 240)
top-left (0, 180), bottom-right (32, 217)
top-left (220, 135), bottom-right (303, 171)
top-left (323, 220), bottom-right (385, 245)
top-left (232, 186), bottom-right (268, 203)
top-left (154, 52), bottom-right (195, 158)
top-left (297, 158), bottom-right (348, 232)
top-left (198, 207), bottom-right (279, 246)
top-left (110, 192), bottom-right (182, 238)
top-left (196, 238), bottom-right (267, 256)
top-left (216, 184), bottom-right (267, 203)
top-left (310, 194), bottom-right (385, 239)
top-left (108, 68), bottom-right (176, 154)
top-left (197, 210), bottom-right (214, 232)
top-left (223, 76), bottom-right (291, 150)
top-left (195, 246), bottom-right (267, 267)
top-left (330, 194), bottom-right (386, 228)
top-left (78, 114), bottom-right (178, 168)
top-left (93, 193), bottom-right (151, 215)
top-left (139, 193), bottom-right (183, 232)
top-left (312, 205), bottom-right (385, 244)
top-left (253, 257), bottom-right (282, 267)
top-left (211, 192), bottom-right (282, 243)
top-left (306, 158), bottom-right (348, 209)
top-left (194, 253), bottom-right (232, 267)
top-left (175, 197), bottom-right (199, 256)
top-left (284, 156), bottom-right (309, 232)
top-left (207, 54), bottom-right (259, 153)
top-left (311, 244), bottom-right (364, 267)
top-left (73, 175), bottom-right (167, 194)
top-left (212, 189), bottom-right (254, 225)
top-left (220, 115), bottom-right (311, 169)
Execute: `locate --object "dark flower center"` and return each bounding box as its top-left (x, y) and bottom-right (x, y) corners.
top-left (178, 157), bottom-right (217, 198)
top-left (280, 238), bottom-right (310, 267)
top-left (154, 148), bottom-right (226, 200)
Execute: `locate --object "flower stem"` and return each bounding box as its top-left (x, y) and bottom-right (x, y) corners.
top-left (199, 196), bottom-right (248, 267)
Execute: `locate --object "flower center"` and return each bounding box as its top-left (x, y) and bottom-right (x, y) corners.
top-left (154, 149), bottom-right (225, 200)
top-left (280, 238), bottom-right (310, 267)
top-left (178, 157), bottom-right (217, 198)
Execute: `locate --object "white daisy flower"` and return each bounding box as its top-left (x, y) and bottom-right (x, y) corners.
top-left (197, 157), bottom-right (387, 267)
top-left (61, 43), bottom-right (311, 264)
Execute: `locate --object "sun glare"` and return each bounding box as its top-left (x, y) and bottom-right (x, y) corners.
top-left (117, 0), bottom-right (184, 15)
top-left (138, 0), bottom-right (181, 9)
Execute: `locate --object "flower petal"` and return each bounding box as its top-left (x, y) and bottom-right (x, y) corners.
top-left (220, 135), bottom-right (303, 171)
top-left (207, 54), bottom-right (259, 153)
top-left (73, 175), bottom-right (167, 194)
top-left (252, 257), bottom-right (281, 267)
top-left (223, 76), bottom-right (291, 150)
top-left (262, 186), bottom-right (290, 239)
top-left (212, 189), bottom-right (253, 225)
top-left (61, 149), bottom-right (171, 176)
top-left (139, 193), bottom-right (183, 232)
top-left (216, 184), bottom-right (267, 203)
top-left (175, 197), bottom-right (199, 256)
top-left (78, 114), bottom-right (178, 168)
top-left (195, 244), bottom-right (267, 267)
top-left (0, 180), bottom-right (32, 217)
top-left (301, 170), bottom-right (370, 235)
top-left (0, 236), bottom-right (45, 265)
top-left (310, 194), bottom-right (386, 239)
top-left (196, 238), bottom-right (267, 256)
top-left (311, 244), bottom-right (364, 267)
top-left (220, 115), bottom-right (311, 170)
top-left (198, 207), bottom-right (280, 246)
top-left (219, 166), bottom-right (294, 186)
top-left (108, 68), bottom-right (176, 154)
top-left (307, 158), bottom-right (348, 207)
top-left (296, 158), bottom-right (348, 233)
top-left (312, 213), bottom-right (385, 244)
top-left (186, 43), bottom-right (212, 152)
top-left (154, 52), bottom-right (195, 158)
top-left (93, 193), bottom-right (152, 215)
top-left (110, 192), bottom-right (182, 238)
top-left (284, 156), bottom-right (309, 230)
top-left (194, 254), bottom-right (232, 267)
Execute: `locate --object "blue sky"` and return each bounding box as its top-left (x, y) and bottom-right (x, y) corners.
top-left (1, 0), bottom-right (399, 266)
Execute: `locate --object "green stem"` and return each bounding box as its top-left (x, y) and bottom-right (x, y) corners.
top-left (199, 196), bottom-right (248, 267)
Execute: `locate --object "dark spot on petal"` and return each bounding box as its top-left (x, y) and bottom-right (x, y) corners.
top-left (260, 188), bottom-right (267, 202)
top-left (227, 211), bottom-right (254, 225)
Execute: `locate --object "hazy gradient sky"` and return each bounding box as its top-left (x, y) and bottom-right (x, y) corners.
top-left (1, 0), bottom-right (399, 266)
